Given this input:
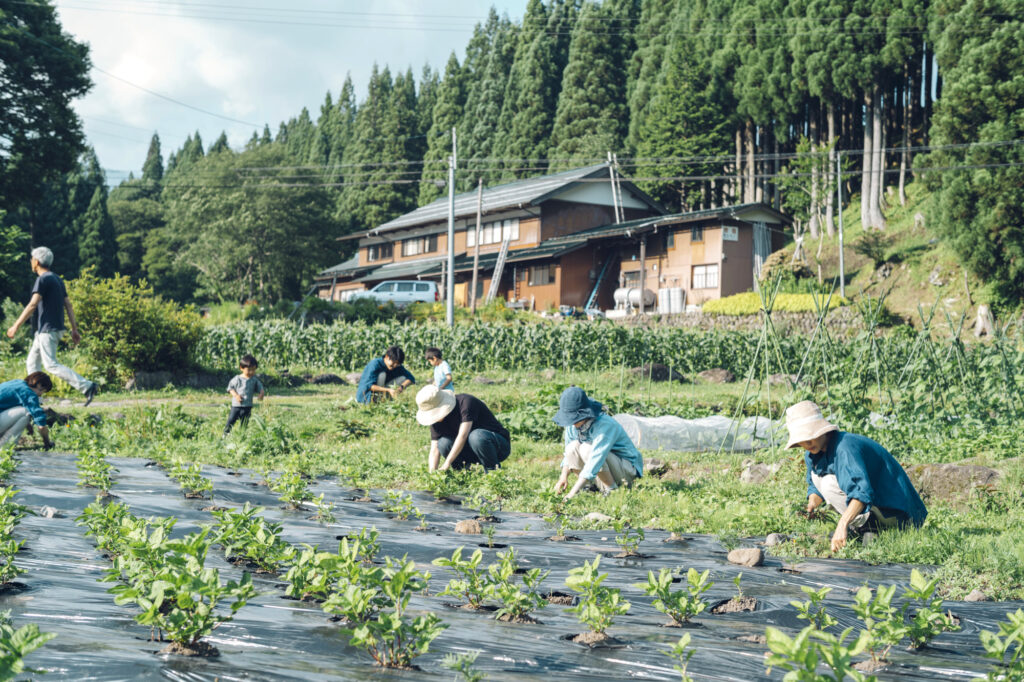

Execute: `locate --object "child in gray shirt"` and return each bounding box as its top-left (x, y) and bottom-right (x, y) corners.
top-left (225, 354), bottom-right (265, 434)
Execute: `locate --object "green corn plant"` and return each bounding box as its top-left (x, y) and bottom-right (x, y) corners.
top-left (765, 625), bottom-right (876, 682)
top-left (637, 567), bottom-right (712, 625)
top-left (108, 529), bottom-right (258, 650)
top-left (665, 632), bottom-right (696, 682)
top-left (442, 651), bottom-right (486, 681)
top-left (565, 555), bottom-right (630, 634)
top-left (0, 610), bottom-right (56, 678)
top-left (486, 547), bottom-right (549, 622)
top-left (168, 462), bottom-right (213, 499)
top-left (791, 585), bottom-right (837, 631)
top-left (343, 555), bottom-right (446, 668)
top-left (613, 521), bottom-right (645, 555)
top-left (852, 584), bottom-right (909, 664)
top-left (980, 609), bottom-right (1024, 681)
top-left (433, 547), bottom-right (494, 609)
top-left (903, 569), bottom-right (959, 650)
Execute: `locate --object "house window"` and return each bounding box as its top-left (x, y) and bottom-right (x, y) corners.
top-left (401, 234), bottom-right (438, 257)
top-left (527, 264), bottom-right (556, 286)
top-left (692, 264), bottom-right (719, 289)
top-left (622, 270), bottom-right (641, 286)
top-left (366, 242), bottom-right (393, 262)
top-left (691, 226), bottom-right (704, 242)
top-left (467, 218), bottom-right (520, 247)
top-left (665, 231), bottom-right (675, 249)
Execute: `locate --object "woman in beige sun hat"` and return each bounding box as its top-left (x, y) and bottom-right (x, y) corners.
top-left (785, 400), bottom-right (927, 552)
top-left (416, 385), bottom-right (510, 472)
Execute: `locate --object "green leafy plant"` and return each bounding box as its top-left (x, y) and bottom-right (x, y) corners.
top-left (903, 569), bottom-right (959, 650)
top-left (342, 556), bottom-right (446, 668)
top-left (980, 608), bottom-right (1024, 681)
top-left (309, 493), bottom-right (336, 524)
top-left (638, 567), bottom-right (711, 625)
top-left (665, 632), bottom-right (696, 682)
top-left (482, 524), bottom-right (496, 548)
top-left (210, 503), bottom-right (295, 572)
top-left (76, 449), bottom-right (116, 492)
top-left (0, 449), bottom-right (18, 483)
top-left (108, 529), bottom-right (258, 651)
top-left (466, 493), bottom-right (499, 520)
top-left (442, 651), bottom-right (486, 681)
top-left (487, 547), bottom-right (549, 622)
top-left (732, 573), bottom-right (744, 601)
top-left (433, 547), bottom-right (494, 609)
top-left (0, 487), bottom-right (29, 585)
top-left (791, 585), bottom-right (837, 631)
top-left (426, 469), bottom-right (464, 501)
top-left (168, 461), bottom-right (213, 499)
top-left (565, 556), bottom-right (630, 634)
top-left (765, 625), bottom-right (876, 682)
top-left (0, 610), bottom-right (57, 678)
top-left (382, 490), bottom-right (419, 520)
top-left (269, 470), bottom-right (314, 509)
top-left (284, 544), bottom-right (343, 602)
top-left (613, 521), bottom-right (645, 556)
top-left (852, 584), bottom-right (908, 664)
top-left (76, 499), bottom-right (137, 557)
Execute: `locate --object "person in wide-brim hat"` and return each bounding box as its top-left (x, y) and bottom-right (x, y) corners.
top-left (785, 400), bottom-right (927, 553)
top-left (553, 386), bottom-right (644, 500)
top-left (416, 385), bottom-right (510, 472)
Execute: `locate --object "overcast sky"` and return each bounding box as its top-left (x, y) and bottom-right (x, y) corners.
top-left (53, 0), bottom-right (525, 184)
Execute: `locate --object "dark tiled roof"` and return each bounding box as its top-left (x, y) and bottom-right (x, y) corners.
top-left (353, 256), bottom-right (449, 283)
top-left (315, 255), bottom-right (373, 280)
top-left (369, 164), bottom-right (662, 234)
top-left (421, 240), bottom-right (589, 275)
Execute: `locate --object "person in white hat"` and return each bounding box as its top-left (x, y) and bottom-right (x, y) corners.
top-left (416, 385), bottom-right (510, 472)
top-left (785, 400), bottom-right (927, 552)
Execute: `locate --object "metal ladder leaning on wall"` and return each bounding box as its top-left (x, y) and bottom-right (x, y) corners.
top-left (584, 254), bottom-right (615, 312)
top-left (485, 236), bottom-right (512, 304)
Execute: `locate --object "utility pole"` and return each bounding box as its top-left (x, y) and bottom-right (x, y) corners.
top-left (470, 177), bottom-right (483, 313)
top-left (837, 151), bottom-right (845, 298)
top-left (446, 127), bottom-right (456, 326)
top-left (607, 152), bottom-right (621, 224)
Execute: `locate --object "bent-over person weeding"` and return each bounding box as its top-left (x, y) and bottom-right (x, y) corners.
top-left (785, 400), bottom-right (927, 552)
top-left (416, 385), bottom-right (510, 472)
top-left (553, 386), bottom-right (643, 500)
top-left (356, 345), bottom-right (415, 404)
top-left (0, 372), bottom-right (54, 449)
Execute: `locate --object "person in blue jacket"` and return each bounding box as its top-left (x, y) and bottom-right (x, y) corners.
top-left (785, 400), bottom-right (927, 552)
top-left (355, 346), bottom-right (415, 404)
top-left (0, 372), bottom-right (54, 450)
top-left (552, 386), bottom-right (643, 500)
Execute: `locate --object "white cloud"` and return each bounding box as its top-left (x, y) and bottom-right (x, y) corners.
top-left (55, 0), bottom-right (524, 177)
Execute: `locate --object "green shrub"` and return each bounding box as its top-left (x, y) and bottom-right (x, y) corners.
top-left (702, 292), bottom-right (848, 316)
top-left (66, 270), bottom-right (204, 380)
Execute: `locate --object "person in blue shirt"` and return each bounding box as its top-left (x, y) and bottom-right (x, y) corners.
top-left (355, 346), bottom-right (416, 404)
top-left (425, 347), bottom-right (453, 391)
top-left (0, 372), bottom-right (54, 449)
top-left (552, 386), bottom-right (643, 500)
top-left (785, 400), bottom-right (927, 552)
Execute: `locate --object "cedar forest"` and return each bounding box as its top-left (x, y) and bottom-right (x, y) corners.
top-left (0, 0), bottom-right (1021, 308)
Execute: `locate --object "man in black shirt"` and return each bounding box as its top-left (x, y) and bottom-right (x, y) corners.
top-left (415, 385), bottom-right (510, 472)
top-left (6, 247), bottom-right (98, 406)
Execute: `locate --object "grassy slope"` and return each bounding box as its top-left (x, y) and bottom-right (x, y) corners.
top-left (808, 182), bottom-right (986, 332)
top-left (40, 369), bottom-right (1024, 602)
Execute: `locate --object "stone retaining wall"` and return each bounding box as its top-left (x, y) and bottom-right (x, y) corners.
top-left (624, 307), bottom-right (865, 336)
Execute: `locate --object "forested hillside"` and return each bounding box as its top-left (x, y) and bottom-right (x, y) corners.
top-left (2, 0), bottom-right (1021, 308)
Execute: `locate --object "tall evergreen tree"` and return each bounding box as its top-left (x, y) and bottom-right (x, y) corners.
top-left (78, 185), bottom-right (117, 277)
top-left (462, 11), bottom-right (515, 187)
top-left (141, 133), bottom-right (164, 182)
top-left (416, 64), bottom-right (439, 163)
top-left (208, 131), bottom-right (231, 155)
top-left (419, 53), bottom-right (466, 205)
top-left (494, 0), bottom-right (562, 179)
top-left (626, 0), bottom-right (680, 155)
top-left (549, 1), bottom-right (632, 167)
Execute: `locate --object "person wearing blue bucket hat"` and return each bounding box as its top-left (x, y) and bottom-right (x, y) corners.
top-left (553, 386), bottom-right (643, 500)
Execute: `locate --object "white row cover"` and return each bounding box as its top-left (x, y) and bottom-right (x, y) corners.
top-left (613, 414), bottom-right (782, 452)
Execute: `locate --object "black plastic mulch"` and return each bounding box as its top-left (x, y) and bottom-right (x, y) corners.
top-left (3, 452), bottom-right (1017, 681)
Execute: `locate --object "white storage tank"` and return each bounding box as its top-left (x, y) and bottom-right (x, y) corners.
top-left (669, 287), bottom-right (685, 314)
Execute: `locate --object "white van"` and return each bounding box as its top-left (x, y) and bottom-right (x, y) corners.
top-left (351, 280), bottom-right (439, 306)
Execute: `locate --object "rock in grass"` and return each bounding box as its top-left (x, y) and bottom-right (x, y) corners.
top-left (906, 463), bottom-right (1000, 503)
top-left (311, 373), bottom-right (346, 385)
top-left (39, 506), bottom-right (60, 519)
top-left (740, 463), bottom-right (781, 485)
top-left (698, 368), bottom-right (735, 383)
top-left (727, 548), bottom-right (764, 567)
top-left (455, 519), bottom-right (482, 535)
top-left (629, 363), bottom-right (686, 383)
top-left (965, 589), bottom-right (989, 602)
top-left (585, 512), bottom-right (614, 524)
top-left (345, 372), bottom-right (362, 384)
top-left (764, 533), bottom-right (788, 547)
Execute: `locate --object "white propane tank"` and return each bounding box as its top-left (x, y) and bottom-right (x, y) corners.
top-left (613, 287), bottom-right (656, 310)
top-left (668, 287), bottom-right (685, 314)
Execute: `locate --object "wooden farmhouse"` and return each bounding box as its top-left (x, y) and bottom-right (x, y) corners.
top-left (315, 164), bottom-right (790, 312)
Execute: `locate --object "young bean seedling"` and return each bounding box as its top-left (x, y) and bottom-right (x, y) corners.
top-left (980, 608), bottom-right (1024, 681)
top-left (433, 546), bottom-right (494, 609)
top-left (487, 547), bottom-right (549, 623)
top-left (382, 490), bottom-right (419, 521)
top-left (613, 520), bottom-right (645, 556)
top-left (765, 625), bottom-right (875, 682)
top-left (852, 584), bottom-right (908, 665)
top-left (0, 610), bottom-right (56, 677)
top-left (76, 449), bottom-right (115, 493)
top-left (565, 555), bottom-right (630, 636)
top-left (637, 567), bottom-right (711, 625)
top-left (791, 585), bottom-right (837, 631)
top-left (442, 651), bottom-right (486, 681)
top-left (903, 569), bottom-right (959, 649)
top-left (168, 462), bottom-right (213, 499)
top-left (665, 633), bottom-right (696, 682)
